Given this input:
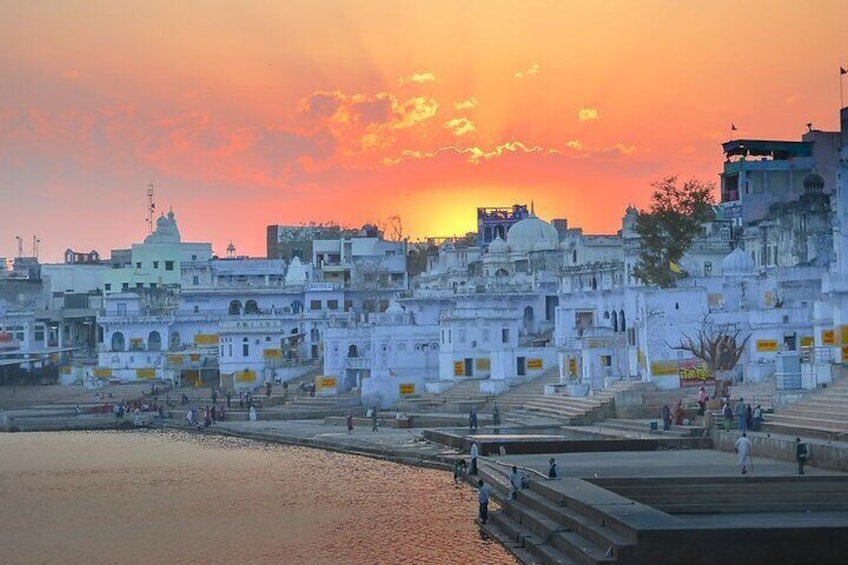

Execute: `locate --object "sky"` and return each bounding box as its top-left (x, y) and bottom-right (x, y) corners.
top-left (1, 0), bottom-right (847, 261)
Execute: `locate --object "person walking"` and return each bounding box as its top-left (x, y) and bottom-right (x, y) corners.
top-left (795, 437), bottom-right (809, 475)
top-left (469, 441), bottom-right (479, 475)
top-left (492, 402), bottom-right (501, 427)
top-left (697, 386), bottom-right (708, 416)
top-left (226, 390), bottom-right (232, 409)
top-left (346, 412), bottom-right (354, 434)
top-left (548, 457), bottom-right (560, 479)
top-left (509, 466), bottom-right (524, 499)
top-left (477, 480), bottom-right (491, 524)
top-left (469, 408), bottom-right (478, 432)
top-left (371, 406), bottom-right (379, 432)
top-left (735, 432), bottom-right (752, 474)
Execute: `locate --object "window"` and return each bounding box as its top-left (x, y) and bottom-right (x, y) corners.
top-left (136, 283), bottom-right (144, 289)
top-left (153, 261), bottom-right (159, 269)
top-left (165, 261), bottom-right (174, 271)
top-left (117, 303), bottom-right (126, 316)
top-left (35, 325), bottom-right (45, 342)
top-left (192, 275), bottom-right (199, 286)
top-left (150, 283), bottom-right (157, 289)
top-left (458, 329), bottom-right (466, 344)
top-left (242, 338), bottom-right (249, 357)
top-left (704, 262), bottom-right (712, 276)
top-left (122, 283), bottom-right (129, 290)
top-left (104, 283), bottom-right (111, 291)
top-left (193, 305), bottom-right (199, 313)
top-left (327, 299), bottom-right (338, 310)
top-left (501, 328), bottom-right (509, 344)
top-left (310, 300), bottom-right (322, 311)
top-left (136, 262), bottom-right (142, 269)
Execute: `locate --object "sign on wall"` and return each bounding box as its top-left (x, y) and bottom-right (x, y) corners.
top-left (650, 360), bottom-right (678, 376)
top-left (94, 368), bottom-right (112, 378)
top-left (194, 334), bottom-right (219, 345)
top-left (475, 358), bottom-right (490, 371)
top-left (136, 368), bottom-right (155, 379)
top-left (527, 359), bottom-right (543, 370)
top-left (263, 349), bottom-right (282, 358)
top-left (235, 370), bottom-right (256, 383)
top-left (454, 361), bottom-right (465, 376)
top-left (568, 358), bottom-right (578, 377)
top-left (822, 329), bottom-right (835, 345)
top-left (166, 354), bottom-right (184, 366)
top-left (399, 383), bottom-right (415, 395)
top-left (800, 336), bottom-right (814, 348)
top-left (316, 376), bottom-right (337, 389)
top-left (755, 340), bottom-right (778, 352)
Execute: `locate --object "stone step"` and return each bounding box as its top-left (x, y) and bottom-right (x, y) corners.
top-left (480, 514), bottom-right (541, 565)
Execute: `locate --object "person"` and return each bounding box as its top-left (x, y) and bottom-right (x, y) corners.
top-left (75, 405), bottom-right (81, 416)
top-left (265, 381), bottom-right (272, 399)
top-left (492, 402), bottom-right (501, 427)
top-left (661, 404), bottom-right (672, 431)
top-left (211, 388), bottom-right (218, 405)
top-left (509, 466), bottom-right (524, 499)
top-left (722, 401), bottom-right (733, 431)
top-left (371, 406), bottom-right (379, 431)
top-left (226, 390), bottom-right (232, 409)
top-left (477, 480), bottom-right (490, 524)
top-left (672, 400), bottom-right (684, 426)
top-left (249, 405), bottom-right (257, 422)
top-left (697, 387), bottom-right (708, 416)
top-left (346, 412), bottom-right (354, 434)
top-left (735, 397), bottom-right (748, 432)
top-left (752, 404), bottom-right (764, 431)
top-left (735, 432), bottom-right (752, 474)
top-left (469, 442), bottom-right (479, 475)
top-left (282, 380), bottom-right (289, 401)
top-left (469, 408), bottom-right (478, 432)
top-left (548, 457), bottom-right (559, 479)
top-left (453, 458), bottom-right (467, 483)
top-left (795, 437), bottom-right (809, 475)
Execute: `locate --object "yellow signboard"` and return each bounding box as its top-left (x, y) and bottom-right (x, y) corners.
top-left (235, 370), bottom-right (256, 383)
top-left (190, 353), bottom-right (200, 363)
top-left (800, 336), bottom-right (814, 348)
top-left (822, 329), bottom-right (835, 346)
top-left (94, 368), bottom-right (112, 378)
top-left (756, 340), bottom-right (778, 352)
top-left (475, 358), bottom-right (490, 371)
top-left (568, 358), bottom-right (578, 377)
top-left (316, 376), bottom-right (337, 389)
top-left (651, 360), bottom-right (678, 376)
top-left (194, 333), bottom-right (220, 345)
top-left (136, 368), bottom-right (155, 379)
top-left (842, 346), bottom-right (848, 363)
top-left (454, 361), bottom-right (465, 376)
top-left (166, 354), bottom-right (184, 366)
top-left (399, 383), bottom-right (415, 395)
top-left (679, 362), bottom-right (711, 386)
top-left (263, 349), bottom-right (282, 359)
top-left (527, 359), bottom-right (543, 370)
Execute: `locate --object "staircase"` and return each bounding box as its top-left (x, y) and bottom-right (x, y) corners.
top-left (400, 378), bottom-right (492, 413)
top-left (509, 379), bottom-right (641, 426)
top-left (763, 375), bottom-right (848, 440)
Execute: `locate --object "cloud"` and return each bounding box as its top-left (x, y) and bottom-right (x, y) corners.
top-left (385, 140), bottom-right (558, 165)
top-left (578, 108), bottom-right (599, 121)
top-left (444, 117), bottom-right (476, 137)
top-left (513, 64), bottom-right (540, 79)
top-left (398, 72), bottom-right (436, 85)
top-left (394, 96), bottom-right (439, 128)
top-left (454, 97), bottom-right (478, 110)
top-left (565, 140), bottom-right (582, 150)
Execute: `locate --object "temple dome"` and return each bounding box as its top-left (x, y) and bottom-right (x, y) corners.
top-left (506, 215), bottom-right (559, 253)
top-left (144, 210), bottom-right (181, 244)
top-left (722, 247), bottom-right (755, 275)
top-left (487, 235), bottom-right (509, 254)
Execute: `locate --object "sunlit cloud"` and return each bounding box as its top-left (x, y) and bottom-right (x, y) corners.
top-left (454, 97), bottom-right (478, 110)
top-left (578, 107), bottom-right (599, 121)
top-left (384, 140), bottom-right (558, 165)
top-left (444, 117), bottom-right (476, 136)
top-left (565, 139), bottom-right (582, 150)
top-left (398, 72), bottom-right (436, 85)
top-left (513, 63), bottom-right (540, 79)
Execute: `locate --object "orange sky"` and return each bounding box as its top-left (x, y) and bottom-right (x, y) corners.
top-left (1, 0), bottom-right (847, 261)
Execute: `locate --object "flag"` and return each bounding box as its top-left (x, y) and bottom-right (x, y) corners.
top-left (731, 123), bottom-right (737, 131)
top-left (841, 67), bottom-right (847, 75)
top-left (669, 261), bottom-right (683, 274)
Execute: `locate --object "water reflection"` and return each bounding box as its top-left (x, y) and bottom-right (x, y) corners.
top-left (0, 430), bottom-right (516, 564)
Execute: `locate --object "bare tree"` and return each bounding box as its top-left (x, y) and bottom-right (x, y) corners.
top-left (667, 316), bottom-right (750, 398)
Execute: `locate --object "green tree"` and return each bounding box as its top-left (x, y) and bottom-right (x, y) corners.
top-left (633, 176), bottom-right (715, 287)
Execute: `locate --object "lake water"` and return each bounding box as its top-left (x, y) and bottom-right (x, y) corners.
top-left (0, 430), bottom-right (516, 564)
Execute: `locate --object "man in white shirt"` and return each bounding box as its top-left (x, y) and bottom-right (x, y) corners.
top-left (470, 442), bottom-right (479, 475)
top-left (735, 432), bottom-right (752, 474)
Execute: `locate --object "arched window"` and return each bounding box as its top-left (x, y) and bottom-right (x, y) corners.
top-left (148, 331), bottom-right (162, 352)
top-left (310, 327), bottom-right (319, 342)
top-left (111, 332), bottom-right (125, 352)
top-left (242, 337), bottom-right (249, 357)
top-left (244, 300), bottom-right (259, 314)
top-left (619, 310), bottom-right (626, 332)
top-left (612, 311), bottom-right (618, 333)
top-left (484, 226), bottom-right (492, 242)
top-left (229, 300), bottom-right (242, 315)
top-left (523, 306), bottom-right (534, 323)
top-left (348, 344), bottom-right (358, 358)
top-left (495, 268), bottom-right (509, 278)
top-left (592, 277), bottom-right (598, 290)
top-left (169, 331), bottom-right (181, 350)
top-left (495, 225), bottom-right (505, 240)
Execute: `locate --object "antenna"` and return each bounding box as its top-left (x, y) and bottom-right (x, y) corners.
top-left (32, 236), bottom-right (39, 259)
top-left (146, 182), bottom-right (156, 234)
top-left (15, 236), bottom-right (22, 258)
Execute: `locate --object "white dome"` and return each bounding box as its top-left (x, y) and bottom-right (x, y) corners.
top-left (506, 215), bottom-right (559, 253)
top-left (487, 235), bottom-right (509, 254)
top-left (722, 247), bottom-right (755, 275)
